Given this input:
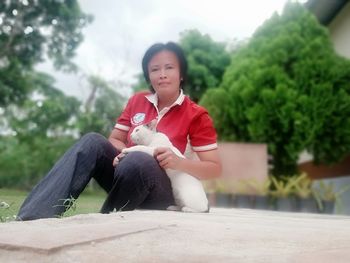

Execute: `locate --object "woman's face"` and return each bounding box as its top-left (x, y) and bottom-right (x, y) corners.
top-left (147, 50), bottom-right (181, 97)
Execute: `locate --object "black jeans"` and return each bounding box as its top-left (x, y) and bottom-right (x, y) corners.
top-left (17, 132), bottom-right (174, 221)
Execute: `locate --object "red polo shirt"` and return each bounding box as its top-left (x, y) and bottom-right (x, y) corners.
top-left (114, 90), bottom-right (218, 154)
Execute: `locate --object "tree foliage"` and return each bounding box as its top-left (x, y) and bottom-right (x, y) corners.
top-left (0, 72), bottom-right (81, 188)
top-left (77, 75), bottom-right (126, 137)
top-left (179, 29), bottom-right (231, 102)
top-left (200, 2), bottom-right (350, 176)
top-left (131, 73), bottom-right (149, 93)
top-left (0, 72), bottom-right (126, 189)
top-left (0, 0), bottom-right (92, 106)
top-left (0, 134), bottom-right (76, 189)
top-left (0, 1), bottom-right (105, 189)
top-left (5, 73), bottom-right (80, 140)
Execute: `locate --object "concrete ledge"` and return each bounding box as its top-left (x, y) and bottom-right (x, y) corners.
top-left (1, 208), bottom-right (350, 262)
top-left (205, 143), bottom-right (269, 194)
top-left (218, 143), bottom-right (268, 181)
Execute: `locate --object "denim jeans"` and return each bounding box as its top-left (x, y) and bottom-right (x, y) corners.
top-left (17, 132), bottom-right (174, 221)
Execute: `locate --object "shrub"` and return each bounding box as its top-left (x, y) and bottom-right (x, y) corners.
top-left (201, 2), bottom-right (350, 176)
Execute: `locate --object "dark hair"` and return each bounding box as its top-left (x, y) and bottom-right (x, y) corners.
top-left (141, 41), bottom-right (188, 93)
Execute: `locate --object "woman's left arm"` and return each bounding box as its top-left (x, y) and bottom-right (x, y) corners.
top-left (154, 147), bottom-right (222, 180)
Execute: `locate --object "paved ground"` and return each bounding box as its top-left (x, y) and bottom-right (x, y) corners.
top-left (1, 208), bottom-right (350, 263)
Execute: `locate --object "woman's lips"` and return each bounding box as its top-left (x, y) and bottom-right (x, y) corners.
top-left (158, 82), bottom-right (170, 86)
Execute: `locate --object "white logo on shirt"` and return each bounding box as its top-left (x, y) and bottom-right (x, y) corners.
top-left (132, 113), bottom-right (146, 125)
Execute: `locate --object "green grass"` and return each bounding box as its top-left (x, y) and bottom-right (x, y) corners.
top-left (0, 188), bottom-right (107, 221)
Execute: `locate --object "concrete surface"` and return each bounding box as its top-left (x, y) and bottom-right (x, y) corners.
top-left (1, 208), bottom-right (350, 262)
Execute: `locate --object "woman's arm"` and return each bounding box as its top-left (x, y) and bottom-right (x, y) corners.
top-left (108, 129), bottom-right (128, 152)
top-left (154, 147), bottom-right (222, 180)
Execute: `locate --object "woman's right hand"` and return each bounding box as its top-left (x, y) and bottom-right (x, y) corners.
top-left (108, 129), bottom-right (128, 167)
top-left (113, 152), bottom-right (126, 167)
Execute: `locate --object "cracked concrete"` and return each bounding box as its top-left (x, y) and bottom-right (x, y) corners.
top-left (1, 208), bottom-right (350, 262)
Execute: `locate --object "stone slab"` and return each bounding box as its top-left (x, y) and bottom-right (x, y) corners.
top-left (1, 208), bottom-right (350, 262)
top-left (0, 214), bottom-right (165, 252)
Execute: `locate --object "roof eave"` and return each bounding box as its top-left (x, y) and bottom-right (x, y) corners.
top-left (305, 0), bottom-right (348, 25)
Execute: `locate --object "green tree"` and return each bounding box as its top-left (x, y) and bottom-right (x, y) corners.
top-left (0, 72), bottom-right (80, 188)
top-left (5, 73), bottom-right (80, 140)
top-left (0, 0), bottom-right (93, 188)
top-left (180, 29), bottom-right (230, 102)
top-left (0, 73), bottom-right (126, 189)
top-left (77, 75), bottom-right (126, 137)
top-left (0, 0), bottom-right (92, 106)
top-left (0, 134), bottom-right (76, 189)
top-left (200, 1), bottom-right (350, 176)
top-left (131, 73), bottom-right (149, 93)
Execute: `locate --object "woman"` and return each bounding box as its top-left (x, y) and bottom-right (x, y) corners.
top-left (17, 42), bottom-right (222, 221)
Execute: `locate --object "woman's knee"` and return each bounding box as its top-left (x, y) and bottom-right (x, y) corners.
top-left (70, 132), bottom-right (117, 166)
top-left (80, 132), bottom-right (106, 145)
top-left (119, 152), bottom-right (158, 169)
top-left (78, 132), bottom-right (111, 152)
top-left (116, 151), bottom-right (162, 183)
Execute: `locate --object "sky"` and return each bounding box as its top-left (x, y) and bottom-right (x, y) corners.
top-left (37, 0), bottom-right (306, 101)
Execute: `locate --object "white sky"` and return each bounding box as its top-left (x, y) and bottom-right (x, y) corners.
top-left (37, 0), bottom-right (306, 101)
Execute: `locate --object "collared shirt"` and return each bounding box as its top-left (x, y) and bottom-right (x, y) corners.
top-left (115, 90), bottom-right (218, 154)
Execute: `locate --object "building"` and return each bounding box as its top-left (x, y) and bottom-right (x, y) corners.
top-left (306, 0), bottom-right (350, 58)
top-left (302, 0), bottom-right (350, 214)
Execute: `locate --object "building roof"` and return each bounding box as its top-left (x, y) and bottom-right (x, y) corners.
top-left (305, 0), bottom-right (348, 25)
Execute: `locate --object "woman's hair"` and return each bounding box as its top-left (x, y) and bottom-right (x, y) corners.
top-left (141, 41), bottom-right (188, 93)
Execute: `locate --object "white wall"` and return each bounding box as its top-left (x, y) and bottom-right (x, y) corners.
top-left (329, 2), bottom-right (350, 59)
top-left (324, 3), bottom-right (350, 215)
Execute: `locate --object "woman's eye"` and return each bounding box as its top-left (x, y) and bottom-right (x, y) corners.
top-left (150, 68), bottom-right (159, 72)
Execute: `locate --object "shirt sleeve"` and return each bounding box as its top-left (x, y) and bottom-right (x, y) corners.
top-left (114, 96), bottom-right (133, 132)
top-left (189, 110), bottom-right (218, 152)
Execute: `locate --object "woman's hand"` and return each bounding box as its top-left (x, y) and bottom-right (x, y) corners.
top-left (108, 129), bottom-right (128, 167)
top-left (113, 152), bottom-right (126, 167)
top-left (154, 147), bottom-right (182, 170)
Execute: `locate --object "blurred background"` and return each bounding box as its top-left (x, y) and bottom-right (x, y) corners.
top-left (1, 0), bottom-right (350, 218)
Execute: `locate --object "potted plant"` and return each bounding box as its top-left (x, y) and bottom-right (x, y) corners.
top-left (245, 178), bottom-right (273, 210)
top-left (210, 179), bottom-right (233, 208)
top-left (270, 175), bottom-right (298, 212)
top-left (313, 181), bottom-right (350, 214)
top-left (292, 173), bottom-right (318, 213)
top-left (231, 179), bottom-right (256, 209)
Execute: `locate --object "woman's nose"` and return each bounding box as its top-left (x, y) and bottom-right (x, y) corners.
top-left (160, 68), bottom-right (167, 78)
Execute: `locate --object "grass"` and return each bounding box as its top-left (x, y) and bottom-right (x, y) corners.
top-left (0, 188), bottom-right (107, 221)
